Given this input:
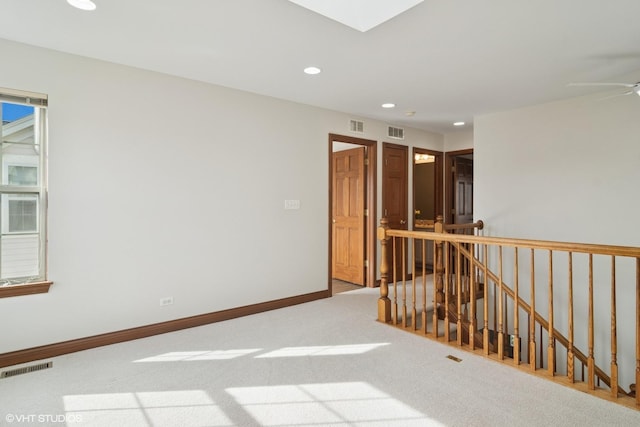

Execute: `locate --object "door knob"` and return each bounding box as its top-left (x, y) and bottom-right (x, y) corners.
top-left (400, 219), bottom-right (406, 225)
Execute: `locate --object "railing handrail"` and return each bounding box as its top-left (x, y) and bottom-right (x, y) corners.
top-left (377, 217), bottom-right (640, 409)
top-left (382, 228), bottom-right (640, 258)
top-left (443, 220), bottom-right (484, 232)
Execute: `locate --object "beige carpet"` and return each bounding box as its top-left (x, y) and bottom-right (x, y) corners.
top-left (1, 287), bottom-right (639, 426)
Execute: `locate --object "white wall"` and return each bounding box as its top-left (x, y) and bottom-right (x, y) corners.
top-left (475, 93), bottom-right (640, 245)
top-left (444, 129), bottom-right (473, 152)
top-left (474, 91), bottom-right (640, 390)
top-left (0, 38), bottom-right (443, 353)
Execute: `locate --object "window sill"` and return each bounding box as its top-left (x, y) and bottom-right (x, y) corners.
top-left (0, 281), bottom-right (53, 298)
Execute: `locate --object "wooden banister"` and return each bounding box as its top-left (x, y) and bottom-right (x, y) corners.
top-left (377, 217), bottom-right (640, 409)
top-left (443, 219), bottom-right (484, 232)
top-left (455, 242), bottom-right (627, 395)
top-left (383, 228), bottom-right (640, 258)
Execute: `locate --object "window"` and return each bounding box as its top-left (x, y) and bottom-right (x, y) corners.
top-left (0, 87), bottom-right (48, 286)
top-left (8, 196), bottom-right (38, 232)
top-left (9, 165), bottom-right (38, 186)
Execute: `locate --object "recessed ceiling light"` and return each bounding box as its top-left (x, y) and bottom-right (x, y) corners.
top-left (303, 66), bottom-right (321, 75)
top-left (382, 103), bottom-right (396, 109)
top-left (67, 0), bottom-right (97, 11)
top-left (453, 121), bottom-right (465, 126)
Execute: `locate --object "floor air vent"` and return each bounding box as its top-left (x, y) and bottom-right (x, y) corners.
top-left (1, 361), bottom-right (52, 378)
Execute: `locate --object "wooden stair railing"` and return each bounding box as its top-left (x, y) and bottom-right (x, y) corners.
top-left (452, 241), bottom-right (629, 396)
top-left (377, 217), bottom-right (640, 410)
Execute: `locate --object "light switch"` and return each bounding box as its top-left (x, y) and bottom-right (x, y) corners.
top-left (284, 199), bottom-right (300, 210)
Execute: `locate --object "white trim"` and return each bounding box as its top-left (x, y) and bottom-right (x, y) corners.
top-left (0, 87), bottom-right (47, 103)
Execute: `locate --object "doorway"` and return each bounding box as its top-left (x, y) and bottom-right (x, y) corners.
top-left (412, 148), bottom-right (443, 272)
top-left (445, 149), bottom-right (474, 224)
top-left (328, 134), bottom-right (377, 294)
top-left (412, 148), bottom-right (443, 228)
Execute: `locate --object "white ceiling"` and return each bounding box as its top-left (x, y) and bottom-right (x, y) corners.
top-left (2, 0), bottom-right (640, 134)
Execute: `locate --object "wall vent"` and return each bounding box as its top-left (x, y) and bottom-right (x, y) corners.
top-left (349, 119), bottom-right (364, 133)
top-left (388, 126), bottom-right (404, 140)
top-left (1, 361), bottom-right (52, 378)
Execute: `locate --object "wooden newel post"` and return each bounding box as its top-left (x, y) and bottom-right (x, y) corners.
top-left (378, 218), bottom-right (391, 322)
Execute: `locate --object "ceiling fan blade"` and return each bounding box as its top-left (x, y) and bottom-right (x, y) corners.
top-left (568, 82), bottom-right (636, 87)
top-left (596, 90), bottom-right (635, 101)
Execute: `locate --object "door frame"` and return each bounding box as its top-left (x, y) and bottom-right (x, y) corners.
top-left (412, 147), bottom-right (443, 229)
top-left (444, 148), bottom-right (474, 224)
top-left (328, 134), bottom-right (377, 293)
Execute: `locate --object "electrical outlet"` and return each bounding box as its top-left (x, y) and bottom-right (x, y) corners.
top-left (160, 297), bottom-right (174, 306)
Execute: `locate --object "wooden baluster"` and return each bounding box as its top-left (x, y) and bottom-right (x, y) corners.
top-left (393, 237), bottom-right (398, 325)
top-left (526, 313), bottom-right (530, 365)
top-left (411, 239), bottom-right (417, 330)
top-left (402, 237), bottom-right (408, 328)
top-left (493, 275), bottom-right (497, 351)
top-left (610, 256), bottom-right (618, 398)
top-left (433, 217), bottom-right (444, 338)
top-left (548, 250), bottom-right (555, 376)
top-left (529, 249), bottom-right (536, 371)
top-left (444, 241), bottom-right (451, 343)
top-left (636, 257), bottom-right (640, 406)
top-left (432, 239), bottom-right (439, 337)
top-left (463, 244), bottom-right (469, 321)
top-left (514, 247), bottom-right (520, 365)
top-left (377, 219), bottom-right (391, 323)
top-left (567, 252), bottom-right (574, 382)
top-left (421, 238), bottom-right (427, 334)
top-left (539, 324), bottom-right (544, 369)
top-left (498, 246), bottom-right (504, 360)
top-left (456, 246), bottom-right (463, 346)
top-left (504, 292), bottom-right (508, 351)
top-left (469, 243), bottom-right (476, 350)
top-left (588, 254), bottom-right (595, 390)
top-left (483, 245), bottom-right (490, 355)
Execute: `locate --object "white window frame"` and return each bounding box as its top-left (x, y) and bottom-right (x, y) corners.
top-left (0, 88), bottom-right (48, 285)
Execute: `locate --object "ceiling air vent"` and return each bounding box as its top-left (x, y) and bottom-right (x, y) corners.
top-left (349, 119), bottom-right (364, 134)
top-left (388, 126), bottom-right (404, 140)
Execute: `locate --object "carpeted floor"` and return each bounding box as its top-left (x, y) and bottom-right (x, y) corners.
top-left (1, 287), bottom-right (639, 426)
top-left (332, 279), bottom-right (363, 294)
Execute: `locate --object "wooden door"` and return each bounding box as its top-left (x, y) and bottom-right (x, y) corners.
top-left (454, 157), bottom-right (473, 224)
top-left (332, 147), bottom-right (365, 285)
top-left (382, 143), bottom-right (408, 278)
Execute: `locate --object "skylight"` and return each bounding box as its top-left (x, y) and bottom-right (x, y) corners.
top-left (288, 0), bottom-right (424, 32)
